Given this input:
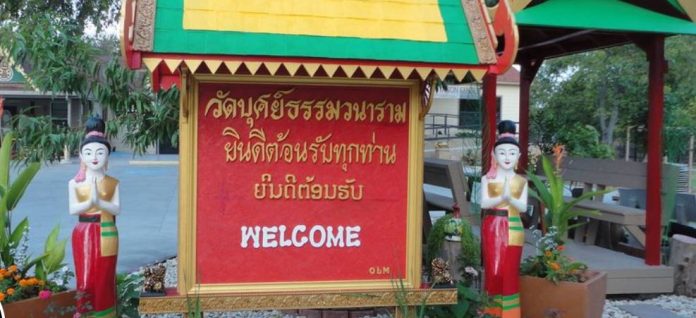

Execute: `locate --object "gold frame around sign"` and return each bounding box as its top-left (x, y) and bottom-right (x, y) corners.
top-left (177, 74), bottom-right (425, 300)
top-left (139, 289), bottom-right (457, 314)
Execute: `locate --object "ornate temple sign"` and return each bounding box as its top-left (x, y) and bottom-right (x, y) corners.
top-left (122, 0), bottom-right (517, 312)
top-left (179, 76), bottom-right (423, 294)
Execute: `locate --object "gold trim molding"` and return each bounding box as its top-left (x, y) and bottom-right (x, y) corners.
top-left (462, 0), bottom-right (497, 64)
top-left (139, 289), bottom-right (457, 313)
top-left (419, 76), bottom-right (436, 120)
top-left (142, 57), bottom-right (488, 82)
top-left (133, 0), bottom-right (156, 51)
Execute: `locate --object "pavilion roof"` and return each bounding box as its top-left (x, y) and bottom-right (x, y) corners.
top-left (513, 0), bottom-right (696, 61)
top-left (517, 0), bottom-right (696, 35)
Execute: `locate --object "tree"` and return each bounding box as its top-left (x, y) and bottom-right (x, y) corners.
top-left (530, 36), bottom-right (696, 162)
top-left (0, 0), bottom-right (119, 32)
top-left (0, 6), bottom-right (179, 158)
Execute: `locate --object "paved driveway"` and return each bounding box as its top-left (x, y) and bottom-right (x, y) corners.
top-left (12, 152), bottom-right (178, 280)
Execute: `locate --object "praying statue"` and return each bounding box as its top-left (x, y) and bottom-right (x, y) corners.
top-left (69, 117), bottom-right (119, 317)
top-left (480, 120), bottom-right (528, 318)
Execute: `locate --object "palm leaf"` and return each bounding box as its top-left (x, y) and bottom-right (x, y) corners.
top-left (43, 239), bottom-right (67, 274)
top-left (0, 132), bottom-right (14, 188)
top-left (566, 221), bottom-right (590, 231)
top-left (44, 224), bottom-right (60, 253)
top-left (527, 172), bottom-right (553, 208)
top-left (5, 162), bottom-right (40, 211)
top-left (541, 157), bottom-right (558, 195)
top-left (8, 217), bottom-right (28, 249)
top-left (20, 253), bottom-right (48, 277)
top-left (0, 196), bottom-right (7, 254)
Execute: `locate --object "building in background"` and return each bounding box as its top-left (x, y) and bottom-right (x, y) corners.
top-left (0, 57), bottom-right (85, 132)
top-left (425, 68), bottom-right (520, 161)
top-left (0, 56), bottom-right (172, 155)
top-left (427, 68), bottom-right (520, 137)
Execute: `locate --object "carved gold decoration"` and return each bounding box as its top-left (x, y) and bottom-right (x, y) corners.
top-left (180, 66), bottom-right (189, 121)
top-left (139, 57), bottom-right (487, 82)
top-left (139, 289), bottom-right (456, 313)
top-left (0, 59), bottom-right (13, 82)
top-left (461, 0), bottom-right (497, 64)
top-left (142, 58), bottom-right (161, 73)
top-left (419, 76), bottom-right (436, 120)
top-left (133, 0), bottom-right (156, 51)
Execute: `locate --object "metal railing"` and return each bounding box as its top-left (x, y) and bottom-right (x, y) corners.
top-left (424, 112), bottom-right (481, 141)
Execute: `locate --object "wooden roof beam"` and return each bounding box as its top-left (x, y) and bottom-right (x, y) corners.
top-left (518, 29), bottom-right (595, 52)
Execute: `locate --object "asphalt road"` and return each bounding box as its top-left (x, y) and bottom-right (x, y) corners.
top-left (12, 152), bottom-right (178, 281)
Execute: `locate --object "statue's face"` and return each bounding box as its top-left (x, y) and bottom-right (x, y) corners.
top-left (80, 142), bottom-right (109, 171)
top-left (494, 143), bottom-right (520, 171)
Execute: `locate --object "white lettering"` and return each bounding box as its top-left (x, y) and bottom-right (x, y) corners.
top-left (240, 226), bottom-right (261, 248)
top-left (346, 226), bottom-right (361, 247)
top-left (309, 225), bottom-right (327, 247)
top-left (326, 226), bottom-right (345, 248)
top-left (242, 224), bottom-right (361, 249)
top-left (292, 225), bottom-right (308, 247)
top-left (278, 225), bottom-right (292, 247)
top-left (262, 226), bottom-right (278, 248)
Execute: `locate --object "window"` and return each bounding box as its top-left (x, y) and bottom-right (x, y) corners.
top-left (458, 97), bottom-right (501, 129)
top-left (51, 101), bottom-right (68, 127)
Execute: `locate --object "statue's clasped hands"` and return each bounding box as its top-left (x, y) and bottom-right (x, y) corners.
top-left (90, 177), bottom-right (101, 208)
top-left (501, 178), bottom-right (512, 202)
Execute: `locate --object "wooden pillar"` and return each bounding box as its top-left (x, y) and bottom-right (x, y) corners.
top-left (482, 73), bottom-right (498, 174)
top-left (644, 36), bottom-right (666, 266)
top-left (518, 59), bottom-right (543, 173)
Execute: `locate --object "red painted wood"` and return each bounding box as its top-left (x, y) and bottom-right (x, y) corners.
top-left (482, 73), bottom-right (498, 174)
top-left (195, 82), bottom-right (411, 284)
top-left (150, 65), bottom-right (161, 93)
top-left (130, 51), bottom-right (142, 70)
top-left (644, 36), bottom-right (666, 266)
top-left (160, 74), bottom-right (181, 91)
top-left (518, 75), bottom-right (530, 173)
top-left (121, 0), bottom-right (135, 69)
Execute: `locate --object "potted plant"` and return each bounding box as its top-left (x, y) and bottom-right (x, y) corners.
top-left (425, 217), bottom-right (497, 318)
top-left (0, 133), bottom-right (74, 317)
top-left (521, 146), bottom-right (608, 318)
top-left (519, 227), bottom-right (606, 318)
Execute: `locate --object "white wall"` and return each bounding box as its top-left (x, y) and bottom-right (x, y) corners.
top-left (428, 83), bottom-right (520, 124)
top-left (498, 83), bottom-right (519, 123)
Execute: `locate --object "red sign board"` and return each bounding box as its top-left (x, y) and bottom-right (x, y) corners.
top-left (194, 80), bottom-right (417, 288)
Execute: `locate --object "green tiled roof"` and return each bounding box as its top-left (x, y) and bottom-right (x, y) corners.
top-left (151, 0), bottom-right (485, 65)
